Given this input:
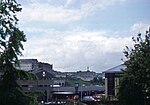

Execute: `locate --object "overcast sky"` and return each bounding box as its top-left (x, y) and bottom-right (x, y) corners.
top-left (17, 0), bottom-right (150, 72)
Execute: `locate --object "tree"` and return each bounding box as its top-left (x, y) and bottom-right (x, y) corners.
top-left (90, 77), bottom-right (104, 85)
top-left (0, 0), bottom-right (37, 105)
top-left (118, 29), bottom-right (150, 105)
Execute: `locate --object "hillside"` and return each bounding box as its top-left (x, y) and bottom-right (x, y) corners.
top-left (55, 76), bottom-right (104, 87)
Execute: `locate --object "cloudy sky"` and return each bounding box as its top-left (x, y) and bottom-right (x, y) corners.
top-left (17, 0), bottom-right (150, 72)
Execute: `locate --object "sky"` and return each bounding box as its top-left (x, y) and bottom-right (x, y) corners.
top-left (17, 0), bottom-right (150, 73)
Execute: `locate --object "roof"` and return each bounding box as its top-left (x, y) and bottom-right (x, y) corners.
top-left (53, 85), bottom-right (104, 92)
top-left (53, 92), bottom-right (74, 95)
top-left (19, 59), bottom-right (38, 63)
top-left (32, 68), bottom-right (55, 77)
top-left (103, 64), bottom-right (126, 73)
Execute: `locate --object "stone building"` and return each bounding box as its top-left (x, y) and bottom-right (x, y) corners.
top-left (65, 67), bottom-right (98, 81)
top-left (17, 59), bottom-right (55, 102)
top-left (76, 70), bottom-right (97, 81)
top-left (17, 59), bottom-right (39, 71)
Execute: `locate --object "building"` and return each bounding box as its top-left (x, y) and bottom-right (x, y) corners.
top-left (76, 70), bottom-right (97, 81)
top-left (17, 59), bottom-right (39, 71)
top-left (64, 67), bottom-right (98, 82)
top-left (55, 71), bottom-right (67, 78)
top-left (17, 59), bottom-right (55, 102)
top-left (1, 58), bottom-right (103, 103)
top-left (103, 64), bottom-right (126, 100)
top-left (53, 79), bottom-right (66, 87)
top-left (52, 85), bottom-right (104, 101)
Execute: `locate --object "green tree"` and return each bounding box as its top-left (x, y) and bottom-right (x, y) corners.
top-left (118, 29), bottom-right (150, 105)
top-left (90, 77), bottom-right (104, 85)
top-left (0, 0), bottom-right (37, 105)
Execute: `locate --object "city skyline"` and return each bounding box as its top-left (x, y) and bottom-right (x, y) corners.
top-left (17, 0), bottom-right (150, 72)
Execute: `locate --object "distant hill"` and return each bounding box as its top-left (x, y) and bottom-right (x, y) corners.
top-left (55, 76), bottom-right (104, 87)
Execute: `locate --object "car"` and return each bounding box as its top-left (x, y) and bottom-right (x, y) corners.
top-left (82, 96), bottom-right (96, 102)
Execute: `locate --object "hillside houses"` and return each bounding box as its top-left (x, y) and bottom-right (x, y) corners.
top-left (17, 59), bottom-right (99, 81)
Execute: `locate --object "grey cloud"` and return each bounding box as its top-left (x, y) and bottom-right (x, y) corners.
top-left (21, 29), bottom-right (132, 72)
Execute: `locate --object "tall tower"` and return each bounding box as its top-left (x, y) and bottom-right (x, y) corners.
top-left (87, 66), bottom-right (90, 71)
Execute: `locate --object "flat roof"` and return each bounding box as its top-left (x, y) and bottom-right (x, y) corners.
top-left (53, 85), bottom-right (104, 92)
top-left (53, 92), bottom-right (74, 95)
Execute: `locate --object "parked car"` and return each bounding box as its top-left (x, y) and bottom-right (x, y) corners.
top-left (82, 96), bottom-right (96, 102)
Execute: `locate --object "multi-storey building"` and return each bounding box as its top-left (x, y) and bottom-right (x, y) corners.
top-left (17, 59), bottom-right (39, 71)
top-left (16, 59), bottom-right (55, 102)
top-left (103, 64), bottom-right (126, 100)
top-left (1, 58), bottom-right (104, 102)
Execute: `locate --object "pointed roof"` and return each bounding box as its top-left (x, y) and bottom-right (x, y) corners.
top-left (103, 64), bottom-right (126, 73)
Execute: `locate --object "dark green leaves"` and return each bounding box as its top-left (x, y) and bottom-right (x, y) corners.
top-left (0, 0), bottom-right (38, 105)
top-left (118, 29), bottom-right (150, 105)
top-left (0, 0), bottom-right (26, 64)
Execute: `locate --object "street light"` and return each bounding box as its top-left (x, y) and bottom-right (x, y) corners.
top-left (74, 82), bottom-right (79, 105)
top-left (81, 84), bottom-right (85, 101)
top-left (144, 89), bottom-right (149, 105)
top-left (75, 82), bottom-right (79, 95)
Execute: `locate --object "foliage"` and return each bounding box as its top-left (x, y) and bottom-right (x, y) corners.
top-left (90, 77), bottom-right (104, 85)
top-left (56, 76), bottom-right (104, 87)
top-left (54, 73), bottom-right (104, 86)
top-left (118, 29), bottom-right (150, 105)
top-left (60, 77), bottom-right (91, 86)
top-left (0, 0), bottom-right (37, 105)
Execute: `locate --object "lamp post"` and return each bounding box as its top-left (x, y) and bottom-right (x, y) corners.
top-left (42, 71), bottom-right (49, 102)
top-left (81, 84), bottom-right (85, 101)
top-left (75, 82), bottom-right (79, 95)
top-left (74, 82), bottom-right (79, 105)
top-left (144, 89), bottom-right (149, 105)
top-left (47, 85), bottom-right (49, 102)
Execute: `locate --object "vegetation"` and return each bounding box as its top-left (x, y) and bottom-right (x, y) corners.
top-left (55, 76), bottom-right (104, 86)
top-left (55, 77), bottom-right (91, 86)
top-left (0, 0), bottom-right (37, 105)
top-left (118, 29), bottom-right (150, 105)
top-left (90, 77), bottom-right (104, 85)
